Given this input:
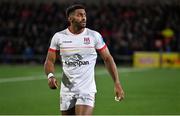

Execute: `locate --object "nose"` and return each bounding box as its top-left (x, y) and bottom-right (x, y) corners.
top-left (82, 16), bottom-right (85, 19)
top-left (82, 15), bottom-right (86, 21)
top-left (82, 14), bottom-right (86, 19)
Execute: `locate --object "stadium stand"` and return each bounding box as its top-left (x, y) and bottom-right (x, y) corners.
top-left (0, 1), bottom-right (179, 63)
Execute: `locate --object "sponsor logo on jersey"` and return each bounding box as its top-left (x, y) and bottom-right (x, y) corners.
top-left (65, 54), bottom-right (89, 67)
top-left (84, 37), bottom-right (90, 45)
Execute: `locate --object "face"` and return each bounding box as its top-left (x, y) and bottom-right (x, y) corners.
top-left (69, 9), bottom-right (87, 28)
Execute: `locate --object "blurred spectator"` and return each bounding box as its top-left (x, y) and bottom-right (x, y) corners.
top-left (23, 42), bottom-right (34, 63)
top-left (161, 25), bottom-right (175, 52)
top-left (0, 1), bottom-right (179, 63)
top-left (2, 40), bottom-right (14, 63)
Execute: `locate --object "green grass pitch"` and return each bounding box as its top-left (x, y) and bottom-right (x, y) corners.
top-left (0, 65), bottom-right (180, 115)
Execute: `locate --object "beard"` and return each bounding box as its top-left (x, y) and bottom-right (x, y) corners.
top-left (72, 19), bottom-right (86, 29)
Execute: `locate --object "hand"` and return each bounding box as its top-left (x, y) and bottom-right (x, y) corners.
top-left (114, 83), bottom-right (124, 101)
top-left (48, 77), bottom-right (59, 89)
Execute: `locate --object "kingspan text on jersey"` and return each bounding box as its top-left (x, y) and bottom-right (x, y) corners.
top-left (65, 60), bottom-right (89, 67)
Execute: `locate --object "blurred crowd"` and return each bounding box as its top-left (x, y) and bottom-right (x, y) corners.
top-left (0, 1), bottom-right (180, 63)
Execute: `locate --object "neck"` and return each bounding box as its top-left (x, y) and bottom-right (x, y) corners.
top-left (68, 25), bottom-right (85, 35)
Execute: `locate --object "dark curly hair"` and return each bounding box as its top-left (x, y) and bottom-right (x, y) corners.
top-left (66, 4), bottom-right (85, 18)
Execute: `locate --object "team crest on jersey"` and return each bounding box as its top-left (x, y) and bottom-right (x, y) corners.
top-left (84, 37), bottom-right (90, 45)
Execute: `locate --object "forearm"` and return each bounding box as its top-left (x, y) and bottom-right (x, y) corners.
top-left (44, 59), bottom-right (55, 76)
top-left (104, 56), bottom-right (120, 84)
top-left (44, 51), bottom-right (56, 76)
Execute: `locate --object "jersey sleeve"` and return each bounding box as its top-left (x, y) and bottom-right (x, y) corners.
top-left (94, 32), bottom-right (107, 51)
top-left (48, 33), bottom-right (60, 52)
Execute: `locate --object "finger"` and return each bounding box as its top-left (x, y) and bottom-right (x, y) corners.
top-left (48, 79), bottom-right (53, 87)
top-left (115, 96), bottom-right (124, 102)
top-left (119, 93), bottom-right (124, 100)
top-left (121, 94), bottom-right (125, 99)
top-left (121, 91), bottom-right (125, 99)
top-left (51, 78), bottom-right (58, 89)
top-left (54, 79), bottom-right (58, 88)
top-left (115, 96), bottom-right (121, 101)
top-left (48, 78), bottom-right (57, 89)
top-left (116, 91), bottom-right (120, 99)
top-left (116, 92), bottom-right (124, 101)
top-left (115, 91), bottom-right (120, 101)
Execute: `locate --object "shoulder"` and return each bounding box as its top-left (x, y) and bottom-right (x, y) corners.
top-left (54, 29), bottom-right (67, 36)
top-left (86, 28), bottom-right (102, 38)
top-left (51, 29), bottom-right (67, 40)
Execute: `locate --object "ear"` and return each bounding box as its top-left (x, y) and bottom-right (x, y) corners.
top-left (68, 16), bottom-right (72, 22)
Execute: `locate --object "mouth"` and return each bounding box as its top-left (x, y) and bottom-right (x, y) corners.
top-left (81, 22), bottom-right (86, 27)
top-left (81, 22), bottom-right (86, 25)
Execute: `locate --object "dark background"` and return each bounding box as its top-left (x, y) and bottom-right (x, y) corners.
top-left (0, 0), bottom-right (179, 65)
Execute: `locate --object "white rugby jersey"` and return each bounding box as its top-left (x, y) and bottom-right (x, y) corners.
top-left (49, 28), bottom-right (106, 94)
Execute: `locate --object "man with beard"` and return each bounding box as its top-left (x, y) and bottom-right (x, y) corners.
top-left (44, 4), bottom-right (124, 115)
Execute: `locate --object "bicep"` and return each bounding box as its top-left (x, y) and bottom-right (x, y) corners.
top-left (98, 47), bottom-right (112, 61)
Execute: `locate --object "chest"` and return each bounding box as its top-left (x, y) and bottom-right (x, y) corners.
top-left (59, 35), bottom-right (96, 56)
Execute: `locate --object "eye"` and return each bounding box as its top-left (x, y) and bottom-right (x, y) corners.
top-left (76, 13), bottom-right (81, 17)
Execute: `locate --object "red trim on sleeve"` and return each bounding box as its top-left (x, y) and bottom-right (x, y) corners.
top-left (48, 48), bottom-right (59, 52)
top-left (97, 44), bottom-right (107, 52)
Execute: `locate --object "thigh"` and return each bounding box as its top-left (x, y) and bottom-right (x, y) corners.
top-left (75, 105), bottom-right (93, 115)
top-left (75, 93), bottom-right (95, 115)
top-left (60, 94), bottom-right (76, 114)
top-left (61, 107), bottom-right (75, 115)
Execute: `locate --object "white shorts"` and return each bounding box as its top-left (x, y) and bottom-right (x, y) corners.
top-left (60, 93), bottom-right (95, 111)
